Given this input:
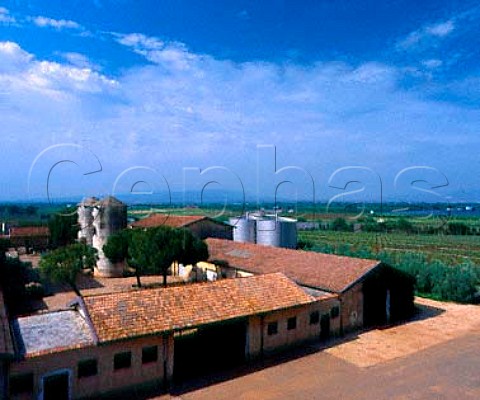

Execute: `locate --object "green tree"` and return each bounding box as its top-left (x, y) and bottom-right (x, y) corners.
top-left (48, 209), bottom-right (78, 248)
top-left (447, 222), bottom-right (469, 235)
top-left (0, 238), bottom-right (10, 264)
top-left (331, 217), bottom-right (350, 232)
top-left (103, 230), bottom-right (130, 264)
top-left (104, 227), bottom-right (209, 287)
top-left (396, 218), bottom-right (413, 233)
top-left (0, 257), bottom-right (30, 315)
top-left (176, 228), bottom-right (209, 272)
top-left (39, 243), bottom-right (97, 296)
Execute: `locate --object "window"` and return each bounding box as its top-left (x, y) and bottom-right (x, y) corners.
top-left (287, 317), bottom-right (297, 330)
top-left (78, 359), bottom-right (98, 378)
top-left (331, 306), bottom-right (340, 319)
top-left (142, 346), bottom-right (158, 364)
top-left (9, 373), bottom-right (34, 395)
top-left (114, 351), bottom-right (132, 370)
top-left (310, 311), bottom-right (320, 325)
top-left (267, 321), bottom-right (278, 335)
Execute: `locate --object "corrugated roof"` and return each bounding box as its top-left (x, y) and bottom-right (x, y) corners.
top-left (206, 238), bottom-right (380, 293)
top-left (84, 273), bottom-right (319, 343)
top-left (130, 214), bottom-right (208, 229)
top-left (12, 310), bottom-right (95, 358)
top-left (9, 226), bottom-right (50, 237)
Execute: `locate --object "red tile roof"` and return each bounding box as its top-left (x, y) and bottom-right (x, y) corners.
top-left (130, 214), bottom-right (209, 229)
top-left (83, 273), bottom-right (319, 343)
top-left (206, 238), bottom-right (380, 293)
top-left (9, 226), bottom-right (50, 237)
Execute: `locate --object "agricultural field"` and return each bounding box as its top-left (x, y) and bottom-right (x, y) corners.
top-left (298, 230), bottom-right (480, 265)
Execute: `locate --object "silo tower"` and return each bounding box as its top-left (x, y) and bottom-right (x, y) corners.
top-left (92, 196), bottom-right (127, 277)
top-left (77, 197), bottom-right (98, 246)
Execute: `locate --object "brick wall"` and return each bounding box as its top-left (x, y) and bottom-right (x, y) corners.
top-left (9, 334), bottom-right (174, 399)
top-left (339, 282), bottom-right (364, 333)
top-left (246, 297), bottom-right (341, 359)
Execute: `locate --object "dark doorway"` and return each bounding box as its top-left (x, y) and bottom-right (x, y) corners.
top-left (174, 318), bottom-right (247, 382)
top-left (363, 282), bottom-right (387, 326)
top-left (320, 314), bottom-right (330, 340)
top-left (363, 264), bottom-right (415, 326)
top-left (43, 371), bottom-right (69, 400)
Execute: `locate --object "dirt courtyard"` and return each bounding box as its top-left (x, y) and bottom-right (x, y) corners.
top-left (325, 296), bottom-right (480, 367)
top-left (151, 297), bottom-right (480, 400)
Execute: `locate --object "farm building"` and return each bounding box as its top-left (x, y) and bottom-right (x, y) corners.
top-left (1, 273), bottom-right (339, 399)
top-left (204, 238), bottom-right (415, 331)
top-left (8, 227), bottom-right (50, 252)
top-left (130, 214), bottom-right (233, 240)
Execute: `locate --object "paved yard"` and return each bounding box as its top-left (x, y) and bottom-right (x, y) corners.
top-left (150, 298), bottom-right (480, 400)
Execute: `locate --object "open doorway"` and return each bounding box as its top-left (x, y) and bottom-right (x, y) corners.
top-left (41, 370), bottom-right (70, 400)
top-left (174, 318), bottom-right (247, 382)
top-left (320, 314), bottom-right (330, 341)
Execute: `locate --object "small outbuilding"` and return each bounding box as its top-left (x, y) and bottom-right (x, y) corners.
top-left (8, 227), bottom-right (50, 252)
top-left (130, 214), bottom-right (233, 240)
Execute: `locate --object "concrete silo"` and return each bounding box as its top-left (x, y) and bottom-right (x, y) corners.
top-left (78, 196), bottom-right (127, 278)
top-left (77, 197), bottom-right (98, 246)
top-left (92, 196), bottom-right (127, 277)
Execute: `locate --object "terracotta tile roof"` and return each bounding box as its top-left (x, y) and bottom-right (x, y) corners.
top-left (9, 226), bottom-right (50, 237)
top-left (206, 238), bottom-right (380, 293)
top-left (130, 214), bottom-right (209, 229)
top-left (0, 290), bottom-right (14, 358)
top-left (83, 273), bottom-right (318, 343)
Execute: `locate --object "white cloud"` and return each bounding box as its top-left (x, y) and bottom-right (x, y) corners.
top-left (115, 33), bottom-right (164, 50)
top-left (0, 41), bottom-right (33, 71)
top-left (60, 52), bottom-right (100, 70)
top-left (397, 19), bottom-right (455, 50)
top-left (1, 39), bottom-right (479, 200)
top-left (421, 59), bottom-right (443, 69)
top-left (426, 20), bottom-right (455, 37)
top-left (113, 32), bottom-right (197, 70)
top-left (0, 7), bottom-right (17, 25)
top-left (32, 16), bottom-right (82, 30)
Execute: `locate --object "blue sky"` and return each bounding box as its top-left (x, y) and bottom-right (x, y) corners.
top-left (1, 0), bottom-right (480, 204)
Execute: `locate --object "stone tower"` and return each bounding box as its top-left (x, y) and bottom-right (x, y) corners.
top-left (77, 197), bottom-right (98, 246)
top-left (78, 196), bottom-right (127, 277)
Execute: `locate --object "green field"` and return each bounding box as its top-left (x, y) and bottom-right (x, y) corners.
top-left (299, 230), bottom-right (480, 265)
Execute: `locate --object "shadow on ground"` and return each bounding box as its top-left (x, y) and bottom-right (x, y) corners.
top-left (44, 273), bottom-right (104, 295)
top-left (410, 301), bottom-right (445, 322)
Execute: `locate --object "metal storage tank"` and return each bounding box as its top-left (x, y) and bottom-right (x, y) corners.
top-left (279, 217), bottom-right (298, 249)
top-left (229, 216), bottom-right (256, 243)
top-left (256, 218), bottom-right (282, 247)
